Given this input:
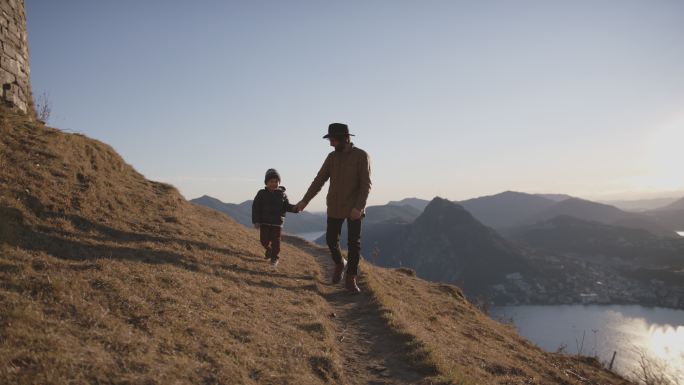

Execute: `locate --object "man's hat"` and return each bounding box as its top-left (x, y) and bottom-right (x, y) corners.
top-left (323, 123), bottom-right (355, 139)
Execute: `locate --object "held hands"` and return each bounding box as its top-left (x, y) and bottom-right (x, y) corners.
top-left (254, 224), bottom-right (260, 229)
top-left (350, 208), bottom-right (362, 220)
top-left (295, 201), bottom-right (307, 213)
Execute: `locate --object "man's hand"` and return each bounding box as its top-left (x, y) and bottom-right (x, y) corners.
top-left (254, 223), bottom-right (260, 229)
top-left (350, 208), bottom-right (362, 220)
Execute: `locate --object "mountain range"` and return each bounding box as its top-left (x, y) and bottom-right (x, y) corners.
top-left (509, 215), bottom-right (684, 268)
top-left (380, 198), bottom-right (532, 297)
top-left (645, 210), bottom-right (684, 232)
top-left (661, 196), bottom-right (684, 211)
top-left (198, 190), bottom-right (684, 238)
top-left (317, 197), bottom-right (532, 298)
top-left (526, 197), bottom-right (673, 237)
top-left (458, 191), bottom-right (557, 229)
top-left (642, 197), bottom-right (684, 230)
top-left (298, 192), bottom-right (684, 307)
top-left (192, 196), bottom-right (426, 234)
top-left (458, 191), bottom-right (677, 237)
top-left (196, 189), bottom-right (684, 304)
top-left (364, 203), bottom-right (423, 224)
top-left (601, 197), bottom-right (681, 212)
top-left (191, 194), bottom-right (326, 234)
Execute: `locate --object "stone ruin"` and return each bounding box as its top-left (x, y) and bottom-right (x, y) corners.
top-left (0, 0), bottom-right (33, 115)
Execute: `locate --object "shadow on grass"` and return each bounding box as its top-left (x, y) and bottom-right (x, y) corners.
top-left (38, 211), bottom-right (257, 258)
top-left (214, 270), bottom-right (320, 293)
top-left (2, 205), bottom-right (320, 295)
top-left (10, 225), bottom-right (201, 272)
top-left (217, 262), bottom-right (314, 281)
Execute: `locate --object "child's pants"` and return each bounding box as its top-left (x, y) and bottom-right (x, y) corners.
top-left (260, 225), bottom-right (282, 260)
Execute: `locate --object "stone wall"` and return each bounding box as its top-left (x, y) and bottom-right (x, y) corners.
top-left (0, 0), bottom-right (32, 115)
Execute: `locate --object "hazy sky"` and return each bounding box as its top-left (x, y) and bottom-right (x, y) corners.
top-left (26, 1), bottom-right (684, 210)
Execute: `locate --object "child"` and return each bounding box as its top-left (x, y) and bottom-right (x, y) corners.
top-left (252, 168), bottom-right (299, 266)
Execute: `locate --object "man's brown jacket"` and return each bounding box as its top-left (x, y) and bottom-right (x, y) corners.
top-left (302, 143), bottom-right (371, 219)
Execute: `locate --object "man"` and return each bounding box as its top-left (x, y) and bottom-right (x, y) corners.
top-left (295, 123), bottom-right (371, 294)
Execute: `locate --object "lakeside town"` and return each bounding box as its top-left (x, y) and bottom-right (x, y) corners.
top-left (492, 253), bottom-right (684, 309)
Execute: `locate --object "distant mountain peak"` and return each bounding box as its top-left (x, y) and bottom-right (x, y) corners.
top-left (500, 190), bottom-right (529, 196)
top-left (467, 190), bottom-right (545, 200)
top-left (425, 196), bottom-right (469, 214)
top-left (195, 194), bottom-right (216, 200)
top-left (388, 197), bottom-right (430, 212)
top-left (457, 191), bottom-right (557, 229)
top-left (392, 197), bottom-right (530, 296)
top-left (426, 196), bottom-right (452, 207)
top-left (418, 197), bottom-right (487, 230)
top-left (534, 193), bottom-right (574, 202)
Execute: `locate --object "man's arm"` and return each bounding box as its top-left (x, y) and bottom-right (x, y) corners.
top-left (354, 152), bottom-right (372, 212)
top-left (301, 154), bottom-right (331, 206)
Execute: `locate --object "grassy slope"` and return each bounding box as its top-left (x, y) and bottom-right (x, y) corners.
top-left (363, 264), bottom-right (631, 384)
top-left (0, 108), bottom-right (631, 385)
top-left (0, 109), bottom-right (343, 384)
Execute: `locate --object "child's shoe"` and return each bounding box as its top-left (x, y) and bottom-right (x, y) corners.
top-left (271, 257), bottom-right (279, 268)
top-left (264, 249), bottom-right (271, 260)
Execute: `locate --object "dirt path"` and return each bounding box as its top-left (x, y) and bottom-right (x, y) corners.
top-left (283, 235), bottom-right (427, 385)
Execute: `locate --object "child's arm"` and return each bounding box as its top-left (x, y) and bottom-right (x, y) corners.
top-left (252, 191), bottom-right (264, 227)
top-left (284, 194), bottom-right (298, 213)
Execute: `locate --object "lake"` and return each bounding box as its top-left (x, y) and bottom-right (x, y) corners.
top-left (490, 305), bottom-right (684, 382)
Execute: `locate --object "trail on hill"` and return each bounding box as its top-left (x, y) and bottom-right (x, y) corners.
top-left (283, 236), bottom-right (426, 385)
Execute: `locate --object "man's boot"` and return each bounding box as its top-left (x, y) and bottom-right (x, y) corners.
top-left (332, 258), bottom-right (347, 284)
top-left (345, 274), bottom-right (361, 294)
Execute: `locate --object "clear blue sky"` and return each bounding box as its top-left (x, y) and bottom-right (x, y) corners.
top-left (26, 1), bottom-right (684, 210)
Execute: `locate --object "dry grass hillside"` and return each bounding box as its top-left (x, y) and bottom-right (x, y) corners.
top-left (0, 108), bottom-right (349, 384)
top-left (0, 107), bottom-right (631, 385)
top-left (364, 265), bottom-right (630, 384)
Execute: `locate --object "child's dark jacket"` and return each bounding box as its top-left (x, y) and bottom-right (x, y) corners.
top-left (252, 186), bottom-right (297, 227)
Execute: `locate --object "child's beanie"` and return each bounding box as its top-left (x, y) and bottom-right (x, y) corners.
top-left (265, 168), bottom-right (281, 184)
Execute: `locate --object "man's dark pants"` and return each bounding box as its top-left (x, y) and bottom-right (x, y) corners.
top-left (326, 217), bottom-right (362, 276)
